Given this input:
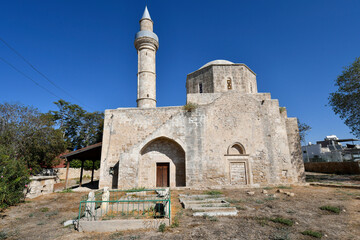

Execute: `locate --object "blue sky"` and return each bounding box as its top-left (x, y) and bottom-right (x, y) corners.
top-left (0, 0), bottom-right (359, 144)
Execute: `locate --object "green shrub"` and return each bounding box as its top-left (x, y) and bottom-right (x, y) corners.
top-left (270, 217), bottom-right (294, 226)
top-left (0, 231), bottom-right (7, 240)
top-left (183, 102), bottom-right (198, 112)
top-left (69, 159), bottom-right (100, 170)
top-left (301, 230), bottom-right (323, 238)
top-left (0, 147), bottom-right (30, 209)
top-left (158, 223), bottom-right (166, 232)
top-left (320, 205), bottom-right (340, 214)
top-left (277, 185), bottom-right (292, 189)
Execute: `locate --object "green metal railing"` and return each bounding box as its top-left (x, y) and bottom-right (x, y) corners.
top-left (78, 189), bottom-right (171, 222)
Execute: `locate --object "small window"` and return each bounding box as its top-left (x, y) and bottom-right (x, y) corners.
top-left (250, 83), bottom-right (253, 93)
top-left (227, 79), bottom-right (232, 90)
top-left (199, 83), bottom-right (203, 93)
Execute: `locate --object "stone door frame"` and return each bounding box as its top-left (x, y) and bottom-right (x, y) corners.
top-left (225, 155), bottom-right (253, 185)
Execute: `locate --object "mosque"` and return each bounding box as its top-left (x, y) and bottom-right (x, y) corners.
top-left (98, 7), bottom-right (305, 189)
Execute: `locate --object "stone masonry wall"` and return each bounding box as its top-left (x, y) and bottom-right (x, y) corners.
top-left (99, 90), bottom-right (304, 189)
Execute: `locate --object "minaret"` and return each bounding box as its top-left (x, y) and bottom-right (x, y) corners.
top-left (134, 6), bottom-right (159, 108)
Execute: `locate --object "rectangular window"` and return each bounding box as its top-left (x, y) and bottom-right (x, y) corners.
top-left (199, 83), bottom-right (203, 93)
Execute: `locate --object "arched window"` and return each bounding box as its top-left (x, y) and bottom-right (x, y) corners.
top-left (227, 78), bottom-right (232, 90)
top-left (227, 143), bottom-right (246, 155)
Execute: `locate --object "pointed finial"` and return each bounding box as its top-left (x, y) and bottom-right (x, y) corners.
top-left (141, 6), bottom-right (151, 20)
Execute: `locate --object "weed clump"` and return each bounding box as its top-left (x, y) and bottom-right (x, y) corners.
top-left (40, 207), bottom-right (49, 212)
top-left (270, 217), bottom-right (294, 226)
top-left (205, 190), bottom-right (222, 196)
top-left (320, 205), bottom-right (340, 214)
top-left (158, 223), bottom-right (166, 232)
top-left (183, 102), bottom-right (198, 112)
top-left (60, 188), bottom-right (73, 193)
top-left (301, 230), bottom-right (323, 238)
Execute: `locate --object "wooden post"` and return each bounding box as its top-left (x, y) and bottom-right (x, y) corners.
top-left (79, 160), bottom-right (84, 187)
top-left (91, 160), bottom-right (95, 183)
top-left (65, 158), bottom-right (70, 189)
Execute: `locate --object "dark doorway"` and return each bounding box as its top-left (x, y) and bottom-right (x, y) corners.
top-left (156, 163), bottom-right (169, 187)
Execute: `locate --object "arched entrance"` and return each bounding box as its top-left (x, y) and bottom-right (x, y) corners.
top-left (226, 142), bottom-right (249, 185)
top-left (140, 137), bottom-right (186, 187)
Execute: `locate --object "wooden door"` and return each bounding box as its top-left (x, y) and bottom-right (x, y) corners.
top-left (156, 163), bottom-right (169, 187)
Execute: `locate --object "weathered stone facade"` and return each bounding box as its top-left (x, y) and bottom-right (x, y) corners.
top-left (98, 7), bottom-right (305, 189)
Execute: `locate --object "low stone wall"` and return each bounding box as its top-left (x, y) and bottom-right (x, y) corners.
top-left (78, 219), bottom-right (170, 232)
top-left (56, 168), bottom-right (100, 180)
top-left (27, 176), bottom-right (57, 199)
top-left (304, 162), bottom-right (360, 174)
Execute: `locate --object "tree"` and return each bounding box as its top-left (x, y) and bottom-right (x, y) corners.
top-left (47, 100), bottom-right (104, 150)
top-left (0, 146), bottom-right (30, 209)
top-left (298, 120), bottom-right (311, 144)
top-left (0, 102), bottom-right (66, 174)
top-left (329, 57), bottom-right (360, 138)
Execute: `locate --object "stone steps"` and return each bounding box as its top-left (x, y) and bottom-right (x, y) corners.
top-left (179, 194), bottom-right (238, 217)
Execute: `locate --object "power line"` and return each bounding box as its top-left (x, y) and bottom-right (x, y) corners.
top-left (0, 38), bottom-right (94, 110)
top-left (0, 56), bottom-right (63, 99)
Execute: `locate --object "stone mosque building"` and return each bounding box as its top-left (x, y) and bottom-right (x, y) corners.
top-left (98, 7), bottom-right (305, 189)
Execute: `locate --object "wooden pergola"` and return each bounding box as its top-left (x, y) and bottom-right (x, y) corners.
top-left (60, 142), bottom-right (102, 189)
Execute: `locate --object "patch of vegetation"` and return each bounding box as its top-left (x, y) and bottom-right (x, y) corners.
top-left (37, 222), bottom-right (45, 225)
top-left (0, 231), bottom-right (7, 240)
top-left (209, 216), bottom-right (218, 221)
top-left (40, 207), bottom-right (49, 212)
top-left (270, 217), bottom-right (294, 226)
top-left (271, 228), bottom-right (291, 240)
top-left (0, 147), bottom-right (30, 210)
top-left (279, 107), bottom-right (286, 113)
top-left (235, 206), bottom-right (246, 210)
top-left (183, 102), bottom-right (198, 112)
top-left (264, 196), bottom-right (277, 201)
top-left (286, 209), bottom-right (296, 214)
top-left (171, 217), bottom-right (179, 228)
top-left (28, 213), bottom-right (34, 217)
top-left (320, 205), bottom-right (340, 214)
top-left (45, 211), bottom-right (58, 218)
top-left (301, 230), bottom-right (323, 238)
top-left (158, 223), bottom-right (166, 232)
top-left (263, 186), bottom-right (274, 190)
top-left (255, 199), bottom-right (265, 204)
top-left (202, 214), bottom-right (218, 221)
top-left (60, 188), bottom-right (73, 193)
top-left (277, 185), bottom-right (292, 189)
top-left (129, 236), bottom-right (140, 240)
top-left (226, 198), bottom-right (244, 204)
top-left (254, 217), bottom-right (269, 227)
top-left (204, 190), bottom-right (222, 196)
top-left (70, 160), bottom-right (100, 170)
top-left (110, 231), bottom-right (123, 240)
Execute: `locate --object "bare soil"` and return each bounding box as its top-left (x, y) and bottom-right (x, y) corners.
top-left (1, 182), bottom-right (360, 239)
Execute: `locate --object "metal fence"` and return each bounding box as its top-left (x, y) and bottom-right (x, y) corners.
top-left (78, 189), bottom-right (171, 222)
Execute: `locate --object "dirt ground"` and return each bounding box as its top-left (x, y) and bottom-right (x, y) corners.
top-left (1, 177), bottom-right (360, 239)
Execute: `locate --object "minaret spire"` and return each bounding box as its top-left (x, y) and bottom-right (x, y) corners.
top-left (141, 6), bottom-right (151, 20)
top-left (134, 6), bottom-right (159, 108)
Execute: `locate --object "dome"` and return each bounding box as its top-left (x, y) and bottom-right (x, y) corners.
top-left (199, 60), bottom-right (234, 69)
